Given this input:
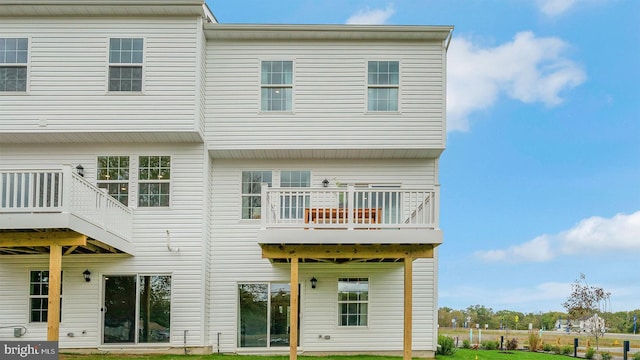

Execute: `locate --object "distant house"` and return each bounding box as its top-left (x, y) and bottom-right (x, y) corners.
top-left (555, 319), bottom-right (570, 332)
top-left (578, 314), bottom-right (606, 333)
top-left (0, 1), bottom-right (452, 359)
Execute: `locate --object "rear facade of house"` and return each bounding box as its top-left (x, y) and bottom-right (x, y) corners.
top-left (0, 1), bottom-right (451, 357)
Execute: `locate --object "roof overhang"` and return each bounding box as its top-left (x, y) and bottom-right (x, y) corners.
top-left (208, 148), bottom-right (444, 160)
top-left (0, 0), bottom-right (214, 19)
top-left (205, 23), bottom-right (454, 43)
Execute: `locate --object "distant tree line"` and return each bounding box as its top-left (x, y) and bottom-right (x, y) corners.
top-left (438, 305), bottom-right (640, 334)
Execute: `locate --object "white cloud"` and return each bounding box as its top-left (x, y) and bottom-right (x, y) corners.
top-left (476, 235), bottom-right (554, 263)
top-left (476, 211), bottom-right (640, 263)
top-left (560, 211), bottom-right (640, 253)
top-left (537, 0), bottom-right (578, 16)
top-left (447, 31), bottom-right (586, 131)
top-left (346, 4), bottom-right (394, 25)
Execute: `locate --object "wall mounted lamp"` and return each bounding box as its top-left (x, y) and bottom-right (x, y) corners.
top-left (310, 277), bottom-right (317, 289)
top-left (76, 164), bottom-right (85, 177)
top-left (83, 269), bottom-right (91, 282)
top-left (322, 179), bottom-right (329, 187)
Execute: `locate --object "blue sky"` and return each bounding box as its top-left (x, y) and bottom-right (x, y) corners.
top-left (206, 0), bottom-right (640, 313)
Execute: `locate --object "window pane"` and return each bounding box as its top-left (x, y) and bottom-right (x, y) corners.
top-left (139, 275), bottom-right (171, 343)
top-left (270, 283), bottom-right (291, 347)
top-left (138, 156), bottom-right (170, 207)
top-left (337, 278), bottom-right (368, 327)
top-left (0, 67), bottom-right (27, 92)
top-left (238, 284), bottom-right (268, 348)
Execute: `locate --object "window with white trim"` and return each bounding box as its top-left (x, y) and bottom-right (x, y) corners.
top-left (97, 156), bottom-right (130, 206)
top-left (367, 61), bottom-right (399, 111)
top-left (29, 270), bottom-right (62, 323)
top-left (261, 60), bottom-right (292, 111)
top-left (0, 38), bottom-right (28, 92)
top-left (138, 156), bottom-right (170, 207)
top-left (338, 278), bottom-right (368, 326)
top-left (280, 170), bottom-right (310, 219)
top-left (108, 38), bottom-right (143, 92)
top-left (241, 171), bottom-right (272, 219)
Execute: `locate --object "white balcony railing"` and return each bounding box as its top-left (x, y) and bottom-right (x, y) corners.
top-left (261, 184), bottom-right (439, 230)
top-left (0, 166), bottom-right (132, 241)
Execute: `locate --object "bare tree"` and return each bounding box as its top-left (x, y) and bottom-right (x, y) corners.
top-left (562, 273), bottom-right (611, 351)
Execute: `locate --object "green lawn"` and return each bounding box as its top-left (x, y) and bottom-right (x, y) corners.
top-left (59, 350), bottom-right (578, 360)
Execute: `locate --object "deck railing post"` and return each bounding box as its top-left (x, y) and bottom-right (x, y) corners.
top-left (61, 165), bottom-right (73, 214)
top-left (260, 183), bottom-right (268, 229)
top-left (347, 184), bottom-right (355, 229)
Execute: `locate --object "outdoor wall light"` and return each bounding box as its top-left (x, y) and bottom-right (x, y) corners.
top-left (76, 164), bottom-right (85, 177)
top-left (322, 179), bottom-right (329, 187)
top-left (83, 269), bottom-right (91, 282)
top-left (310, 277), bottom-right (318, 289)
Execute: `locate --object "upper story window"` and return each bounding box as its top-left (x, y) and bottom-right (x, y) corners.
top-left (367, 61), bottom-right (399, 111)
top-left (241, 170), bottom-right (272, 219)
top-left (280, 170), bottom-right (310, 219)
top-left (109, 38), bottom-right (143, 92)
top-left (0, 38), bottom-right (28, 92)
top-left (261, 60), bottom-right (292, 111)
top-left (138, 156), bottom-right (170, 207)
top-left (97, 156), bottom-right (130, 206)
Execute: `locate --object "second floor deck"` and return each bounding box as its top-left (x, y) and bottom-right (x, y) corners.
top-left (0, 166), bottom-right (134, 255)
top-left (257, 185), bottom-right (442, 246)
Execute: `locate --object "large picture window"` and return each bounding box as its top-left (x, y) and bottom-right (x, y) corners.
top-left (238, 283), bottom-right (294, 348)
top-left (108, 38), bottom-right (143, 92)
top-left (367, 61), bottom-right (399, 111)
top-left (0, 38), bottom-right (28, 92)
top-left (138, 156), bottom-right (170, 207)
top-left (338, 278), bottom-right (368, 326)
top-left (29, 270), bottom-right (62, 323)
top-left (261, 60), bottom-right (293, 111)
top-left (97, 156), bottom-right (130, 206)
top-left (241, 170), bottom-right (272, 219)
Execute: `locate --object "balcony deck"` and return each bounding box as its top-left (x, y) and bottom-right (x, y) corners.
top-left (257, 185), bottom-right (442, 252)
top-left (0, 166), bottom-right (134, 255)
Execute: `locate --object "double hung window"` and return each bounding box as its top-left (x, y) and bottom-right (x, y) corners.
top-left (109, 38), bottom-right (143, 92)
top-left (0, 38), bottom-right (28, 92)
top-left (97, 156), bottom-right (130, 206)
top-left (280, 170), bottom-right (310, 220)
top-left (241, 171), bottom-right (272, 219)
top-left (138, 156), bottom-right (170, 207)
top-left (29, 270), bottom-right (62, 323)
top-left (261, 60), bottom-right (292, 111)
top-left (338, 278), bottom-right (369, 326)
top-left (367, 61), bottom-right (399, 111)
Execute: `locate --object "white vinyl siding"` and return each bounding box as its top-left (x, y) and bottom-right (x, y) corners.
top-left (209, 159), bottom-right (438, 352)
top-left (0, 18), bottom-right (199, 136)
top-left (206, 40), bottom-right (445, 152)
top-left (0, 37), bottom-right (28, 92)
top-left (0, 143), bottom-right (207, 348)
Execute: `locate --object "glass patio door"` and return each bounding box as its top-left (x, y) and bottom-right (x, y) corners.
top-left (102, 275), bottom-right (136, 343)
top-left (238, 282), bottom-right (299, 348)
